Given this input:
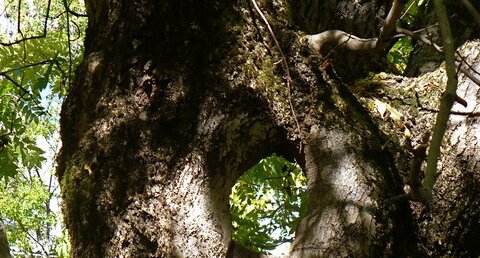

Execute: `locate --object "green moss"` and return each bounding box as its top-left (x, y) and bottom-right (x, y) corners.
top-left (60, 156), bottom-right (96, 230)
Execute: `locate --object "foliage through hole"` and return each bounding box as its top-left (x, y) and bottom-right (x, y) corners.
top-left (229, 154), bottom-right (307, 254)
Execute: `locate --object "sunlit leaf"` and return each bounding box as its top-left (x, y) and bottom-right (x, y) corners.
top-left (230, 154), bottom-right (307, 254)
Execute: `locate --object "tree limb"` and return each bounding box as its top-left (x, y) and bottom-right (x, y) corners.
top-left (421, 0), bottom-right (459, 202)
top-left (305, 0), bottom-right (407, 54)
top-left (395, 27), bottom-right (443, 52)
top-left (460, 0), bottom-right (480, 26)
top-left (305, 30), bottom-right (377, 53)
top-left (62, 0), bottom-right (87, 17)
top-left (0, 0), bottom-right (52, 46)
top-left (396, 27), bottom-right (480, 87)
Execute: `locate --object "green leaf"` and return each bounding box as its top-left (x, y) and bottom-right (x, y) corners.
top-left (387, 37), bottom-right (414, 74)
top-left (229, 154), bottom-right (307, 254)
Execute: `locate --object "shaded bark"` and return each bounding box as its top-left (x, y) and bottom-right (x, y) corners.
top-left (353, 41), bottom-right (480, 257)
top-left (56, 0), bottom-right (477, 257)
top-left (418, 42), bottom-right (480, 257)
top-left (288, 0), bottom-right (390, 81)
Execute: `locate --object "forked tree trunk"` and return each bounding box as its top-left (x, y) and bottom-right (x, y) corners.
top-left (57, 0), bottom-right (478, 257)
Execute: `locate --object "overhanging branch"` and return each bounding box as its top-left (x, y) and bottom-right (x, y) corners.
top-left (305, 0), bottom-right (407, 54)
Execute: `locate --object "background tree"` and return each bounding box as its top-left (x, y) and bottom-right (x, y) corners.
top-left (0, 0), bottom-right (86, 256)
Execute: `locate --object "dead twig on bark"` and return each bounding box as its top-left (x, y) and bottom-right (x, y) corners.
top-left (249, 0), bottom-right (303, 150)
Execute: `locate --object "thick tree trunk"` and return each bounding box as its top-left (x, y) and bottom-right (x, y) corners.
top-left (57, 0), bottom-right (477, 257)
top-left (58, 1), bottom-right (301, 256)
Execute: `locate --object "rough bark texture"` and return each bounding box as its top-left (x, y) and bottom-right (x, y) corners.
top-left (57, 0), bottom-right (478, 257)
top-left (353, 41), bottom-right (480, 257)
top-left (419, 42), bottom-right (480, 257)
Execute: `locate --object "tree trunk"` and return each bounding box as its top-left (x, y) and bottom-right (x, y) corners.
top-left (0, 217), bottom-right (11, 258)
top-left (353, 40), bottom-right (480, 257)
top-left (415, 41), bottom-right (480, 257)
top-left (57, 0), bottom-right (478, 257)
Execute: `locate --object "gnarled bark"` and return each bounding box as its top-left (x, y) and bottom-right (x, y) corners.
top-left (57, 0), bottom-right (478, 257)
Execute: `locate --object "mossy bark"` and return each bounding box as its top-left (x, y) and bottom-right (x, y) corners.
top-left (54, 0), bottom-right (471, 257)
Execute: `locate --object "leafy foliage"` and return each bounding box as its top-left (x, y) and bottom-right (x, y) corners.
top-left (0, 92), bottom-right (69, 256)
top-left (386, 0), bottom-right (428, 74)
top-left (230, 154), bottom-right (307, 254)
top-left (387, 37), bottom-right (414, 74)
top-left (0, 0), bottom-right (86, 179)
top-left (0, 175), bottom-right (55, 254)
top-left (399, 0), bottom-right (430, 27)
top-left (0, 0), bottom-right (86, 256)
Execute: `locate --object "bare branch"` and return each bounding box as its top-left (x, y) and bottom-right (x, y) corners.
top-left (376, 0), bottom-right (408, 50)
top-left (305, 0), bottom-right (407, 54)
top-left (62, 0), bottom-right (87, 17)
top-left (305, 30), bottom-right (377, 53)
top-left (250, 0), bottom-right (303, 149)
top-left (395, 27), bottom-right (443, 52)
top-left (460, 0), bottom-right (480, 26)
top-left (396, 27), bottom-right (480, 87)
top-left (0, 0), bottom-right (51, 46)
top-left (0, 60), bottom-right (54, 74)
top-left (421, 0), bottom-right (459, 202)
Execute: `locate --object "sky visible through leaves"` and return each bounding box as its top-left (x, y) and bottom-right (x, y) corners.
top-left (0, 0), bottom-right (86, 256)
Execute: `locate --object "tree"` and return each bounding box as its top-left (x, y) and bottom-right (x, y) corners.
top-left (0, 0), bottom-right (85, 256)
top-left (56, 0), bottom-right (479, 257)
top-left (0, 216), bottom-right (12, 258)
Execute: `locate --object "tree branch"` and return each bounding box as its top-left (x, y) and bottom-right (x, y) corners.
top-left (376, 0), bottom-right (408, 50)
top-left (305, 30), bottom-right (377, 53)
top-left (395, 27), bottom-right (443, 52)
top-left (396, 27), bottom-right (480, 90)
top-left (62, 0), bottom-right (87, 17)
top-left (305, 0), bottom-right (407, 54)
top-left (0, 73), bottom-right (51, 117)
top-left (421, 0), bottom-right (459, 202)
top-left (460, 0), bottom-right (480, 26)
top-left (0, 60), bottom-right (54, 74)
top-left (249, 0), bottom-right (303, 149)
top-left (0, 0), bottom-right (51, 46)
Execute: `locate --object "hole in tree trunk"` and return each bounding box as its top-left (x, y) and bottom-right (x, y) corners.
top-left (229, 153), bottom-right (307, 255)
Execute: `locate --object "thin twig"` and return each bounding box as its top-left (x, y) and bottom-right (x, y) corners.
top-left (65, 1), bottom-right (73, 88)
top-left (395, 27), bottom-right (443, 52)
top-left (0, 60), bottom-right (54, 74)
top-left (422, 0), bottom-right (459, 202)
top-left (62, 0), bottom-right (87, 17)
top-left (396, 27), bottom-right (480, 87)
top-left (0, 0), bottom-right (52, 46)
top-left (249, 0), bottom-right (303, 150)
top-left (0, 73), bottom-right (52, 117)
